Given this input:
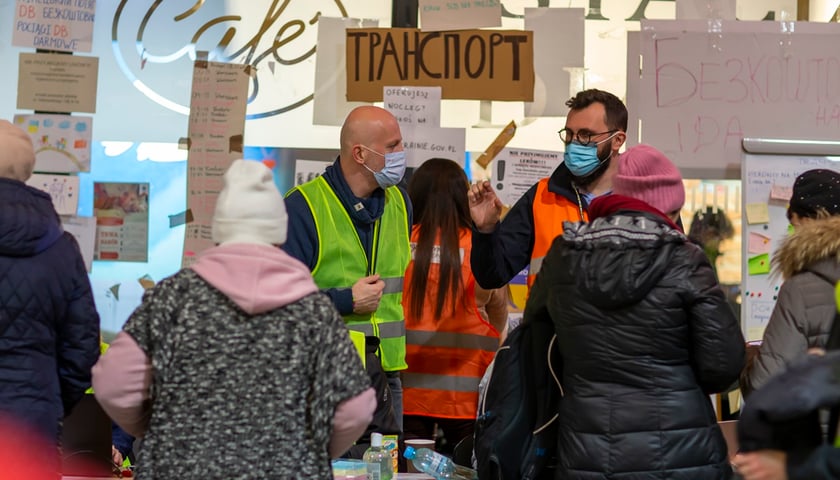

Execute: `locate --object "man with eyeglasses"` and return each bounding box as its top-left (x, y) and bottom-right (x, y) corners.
top-left (468, 89), bottom-right (627, 290)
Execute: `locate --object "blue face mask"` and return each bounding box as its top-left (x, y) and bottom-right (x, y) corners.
top-left (563, 132), bottom-right (618, 177)
top-left (362, 146), bottom-right (406, 189)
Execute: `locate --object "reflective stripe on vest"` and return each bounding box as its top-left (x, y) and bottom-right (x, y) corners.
top-left (402, 227), bottom-right (500, 419)
top-left (291, 176), bottom-right (410, 371)
top-left (402, 373), bottom-right (481, 393)
top-left (528, 178), bottom-right (587, 287)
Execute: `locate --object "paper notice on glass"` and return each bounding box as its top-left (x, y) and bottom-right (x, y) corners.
top-left (401, 126), bottom-right (466, 168)
top-left (294, 159), bottom-right (330, 186)
top-left (524, 8), bottom-right (584, 117)
top-left (383, 86), bottom-right (441, 127)
top-left (12, 0), bottom-right (96, 53)
top-left (13, 114), bottom-right (92, 173)
top-left (93, 182), bottom-right (149, 263)
top-left (491, 148), bottom-right (562, 207)
top-left (183, 60), bottom-right (250, 267)
top-left (419, 0), bottom-right (501, 31)
top-left (17, 53), bottom-right (99, 113)
top-left (61, 215), bottom-right (96, 272)
top-left (26, 173), bottom-right (80, 216)
top-left (313, 17), bottom-right (378, 126)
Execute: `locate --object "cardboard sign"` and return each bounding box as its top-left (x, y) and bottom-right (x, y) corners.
top-left (346, 28), bottom-right (534, 102)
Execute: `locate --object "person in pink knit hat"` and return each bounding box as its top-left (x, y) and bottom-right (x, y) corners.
top-left (612, 143), bottom-right (686, 227)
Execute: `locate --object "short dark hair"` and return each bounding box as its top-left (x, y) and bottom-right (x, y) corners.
top-left (565, 89), bottom-right (628, 133)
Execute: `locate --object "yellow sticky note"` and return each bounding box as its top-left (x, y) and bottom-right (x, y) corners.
top-left (747, 327), bottom-right (765, 342)
top-left (748, 253), bottom-right (771, 275)
top-left (745, 203), bottom-right (770, 224)
top-left (728, 389), bottom-right (741, 415)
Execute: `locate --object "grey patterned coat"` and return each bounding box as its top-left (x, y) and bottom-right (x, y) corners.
top-left (124, 267), bottom-right (370, 479)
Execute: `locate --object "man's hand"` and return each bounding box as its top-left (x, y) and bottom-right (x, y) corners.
top-left (468, 181), bottom-right (503, 233)
top-left (352, 274), bottom-right (385, 314)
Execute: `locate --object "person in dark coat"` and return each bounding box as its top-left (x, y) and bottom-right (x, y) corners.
top-left (0, 119), bottom-right (100, 475)
top-left (734, 349), bottom-right (840, 480)
top-left (524, 145), bottom-right (745, 479)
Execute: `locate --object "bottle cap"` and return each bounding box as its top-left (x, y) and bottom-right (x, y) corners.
top-left (370, 432), bottom-right (383, 447)
top-left (403, 446), bottom-right (416, 459)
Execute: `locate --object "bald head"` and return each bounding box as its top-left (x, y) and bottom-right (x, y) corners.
top-left (340, 106), bottom-right (401, 158)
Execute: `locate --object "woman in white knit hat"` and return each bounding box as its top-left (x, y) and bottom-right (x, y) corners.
top-left (92, 160), bottom-right (376, 479)
top-left (0, 119), bottom-right (100, 478)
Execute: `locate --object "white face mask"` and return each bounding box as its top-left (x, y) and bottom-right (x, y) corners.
top-left (361, 145), bottom-right (406, 188)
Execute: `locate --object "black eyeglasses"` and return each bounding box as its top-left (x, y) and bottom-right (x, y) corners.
top-left (558, 128), bottom-right (617, 146)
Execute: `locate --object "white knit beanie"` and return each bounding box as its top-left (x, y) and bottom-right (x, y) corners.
top-left (212, 160), bottom-right (287, 246)
top-left (0, 120), bottom-right (35, 182)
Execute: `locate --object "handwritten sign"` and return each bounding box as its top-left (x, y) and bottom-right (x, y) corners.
top-left (637, 20), bottom-right (840, 176)
top-left (401, 126), bottom-right (466, 168)
top-left (26, 173), bottom-right (79, 216)
top-left (182, 60), bottom-right (250, 267)
top-left (346, 28), bottom-right (534, 102)
top-left (383, 86), bottom-right (441, 127)
top-left (17, 53), bottom-right (98, 113)
top-left (13, 0), bottom-right (95, 52)
top-left (13, 114), bottom-right (91, 173)
top-left (490, 148), bottom-right (562, 207)
top-left (419, 0), bottom-right (501, 32)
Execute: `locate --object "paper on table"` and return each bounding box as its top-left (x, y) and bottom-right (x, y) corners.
top-left (745, 203), bottom-right (770, 224)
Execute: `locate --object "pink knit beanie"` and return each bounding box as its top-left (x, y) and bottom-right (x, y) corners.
top-left (612, 144), bottom-right (685, 214)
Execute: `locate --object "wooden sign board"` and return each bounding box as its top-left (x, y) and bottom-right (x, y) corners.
top-left (346, 28), bottom-right (534, 102)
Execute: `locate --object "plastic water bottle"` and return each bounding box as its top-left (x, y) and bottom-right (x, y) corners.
top-left (363, 433), bottom-right (393, 480)
top-left (403, 446), bottom-right (455, 479)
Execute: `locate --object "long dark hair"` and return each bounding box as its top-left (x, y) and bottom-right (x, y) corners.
top-left (406, 158), bottom-right (472, 320)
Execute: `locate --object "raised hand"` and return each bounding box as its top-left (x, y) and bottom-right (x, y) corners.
top-left (468, 181), bottom-right (503, 233)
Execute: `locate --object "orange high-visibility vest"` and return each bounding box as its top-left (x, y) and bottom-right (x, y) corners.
top-left (527, 178), bottom-right (587, 288)
top-left (403, 227), bottom-right (500, 420)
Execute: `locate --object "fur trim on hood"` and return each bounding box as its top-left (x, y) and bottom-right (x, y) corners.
top-left (773, 215), bottom-right (840, 279)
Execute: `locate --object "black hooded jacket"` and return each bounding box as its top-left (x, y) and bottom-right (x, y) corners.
top-left (524, 211), bottom-right (745, 479)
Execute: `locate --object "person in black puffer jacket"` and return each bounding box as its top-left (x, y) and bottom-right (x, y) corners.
top-left (0, 119), bottom-right (100, 477)
top-left (524, 145), bottom-right (745, 479)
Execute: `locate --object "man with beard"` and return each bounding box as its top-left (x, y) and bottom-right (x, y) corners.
top-left (468, 89), bottom-right (628, 289)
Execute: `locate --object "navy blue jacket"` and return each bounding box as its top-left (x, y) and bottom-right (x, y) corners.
top-left (283, 159), bottom-right (412, 315)
top-left (0, 178), bottom-right (100, 442)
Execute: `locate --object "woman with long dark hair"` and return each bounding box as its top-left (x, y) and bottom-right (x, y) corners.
top-left (402, 158), bottom-right (507, 452)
